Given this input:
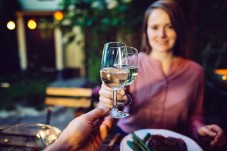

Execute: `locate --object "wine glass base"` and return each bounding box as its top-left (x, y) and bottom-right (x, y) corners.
top-left (110, 108), bottom-right (129, 118)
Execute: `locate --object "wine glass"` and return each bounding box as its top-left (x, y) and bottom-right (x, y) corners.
top-left (117, 46), bottom-right (138, 108)
top-left (125, 46), bottom-right (138, 86)
top-left (100, 42), bottom-right (130, 118)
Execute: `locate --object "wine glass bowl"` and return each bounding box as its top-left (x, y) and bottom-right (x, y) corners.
top-left (100, 67), bottom-right (129, 89)
top-left (125, 46), bottom-right (138, 86)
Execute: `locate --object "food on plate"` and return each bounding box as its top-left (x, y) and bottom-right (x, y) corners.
top-left (127, 132), bottom-right (187, 151)
top-left (147, 134), bottom-right (187, 151)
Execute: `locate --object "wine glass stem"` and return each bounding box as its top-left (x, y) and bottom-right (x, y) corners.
top-left (113, 89), bottom-right (118, 108)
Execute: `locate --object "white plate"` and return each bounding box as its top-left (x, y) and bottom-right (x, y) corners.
top-left (120, 129), bottom-right (203, 151)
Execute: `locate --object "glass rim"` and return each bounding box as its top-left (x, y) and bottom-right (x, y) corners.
top-left (104, 41), bottom-right (126, 48)
top-left (125, 46), bottom-right (138, 53)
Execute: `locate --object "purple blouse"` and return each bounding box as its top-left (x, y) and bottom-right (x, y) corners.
top-left (118, 52), bottom-right (205, 136)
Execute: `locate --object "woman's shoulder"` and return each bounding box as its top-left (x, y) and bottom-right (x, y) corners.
top-left (138, 52), bottom-right (150, 63)
top-left (188, 60), bottom-right (203, 72)
top-left (180, 57), bottom-right (204, 72)
top-left (176, 58), bottom-right (204, 77)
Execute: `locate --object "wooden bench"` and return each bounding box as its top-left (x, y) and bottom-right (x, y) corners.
top-left (44, 87), bottom-right (94, 124)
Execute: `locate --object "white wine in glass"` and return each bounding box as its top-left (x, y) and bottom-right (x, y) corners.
top-left (125, 46), bottom-right (138, 86)
top-left (100, 42), bottom-right (130, 118)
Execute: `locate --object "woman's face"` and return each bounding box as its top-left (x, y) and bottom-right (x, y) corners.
top-left (147, 8), bottom-right (177, 53)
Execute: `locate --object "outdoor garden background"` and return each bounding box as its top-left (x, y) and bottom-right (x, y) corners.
top-left (0, 0), bottom-right (226, 131)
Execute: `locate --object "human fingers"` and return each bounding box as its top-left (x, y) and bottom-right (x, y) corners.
top-left (117, 88), bottom-right (125, 100)
top-left (100, 116), bottom-right (114, 140)
top-left (197, 125), bottom-right (226, 148)
top-left (100, 84), bottom-right (125, 99)
top-left (99, 84), bottom-right (113, 99)
top-left (99, 84), bottom-right (114, 108)
top-left (99, 95), bottom-right (113, 108)
top-left (197, 126), bottom-right (216, 143)
top-left (116, 94), bottom-right (132, 106)
top-left (198, 126), bottom-right (217, 138)
top-left (81, 108), bottom-right (110, 122)
top-left (116, 88), bottom-right (132, 106)
top-left (103, 115), bottom-right (114, 127)
top-left (207, 125), bottom-right (226, 147)
top-left (101, 83), bottom-right (113, 91)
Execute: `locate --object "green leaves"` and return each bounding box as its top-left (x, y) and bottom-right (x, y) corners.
top-left (53, 0), bottom-right (133, 82)
top-left (58, 0), bottom-right (131, 30)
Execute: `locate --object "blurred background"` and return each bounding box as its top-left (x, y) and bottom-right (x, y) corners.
top-left (0, 0), bottom-right (226, 130)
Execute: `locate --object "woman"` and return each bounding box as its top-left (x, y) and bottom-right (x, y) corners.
top-left (99, 0), bottom-right (226, 148)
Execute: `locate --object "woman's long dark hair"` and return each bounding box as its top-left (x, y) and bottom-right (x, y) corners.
top-left (140, 0), bottom-right (189, 57)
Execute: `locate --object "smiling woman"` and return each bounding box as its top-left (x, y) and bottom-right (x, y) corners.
top-left (147, 8), bottom-right (177, 54)
top-left (98, 0), bottom-right (227, 149)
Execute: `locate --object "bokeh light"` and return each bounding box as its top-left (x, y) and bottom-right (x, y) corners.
top-left (1, 82), bottom-right (10, 88)
top-left (28, 19), bottom-right (37, 30)
top-left (7, 21), bottom-right (16, 30)
top-left (54, 11), bottom-right (63, 21)
top-left (222, 75), bottom-right (227, 81)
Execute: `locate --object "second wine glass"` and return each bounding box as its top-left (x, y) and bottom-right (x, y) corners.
top-left (100, 42), bottom-right (129, 118)
top-left (125, 46), bottom-right (138, 86)
top-left (117, 46), bottom-right (138, 109)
